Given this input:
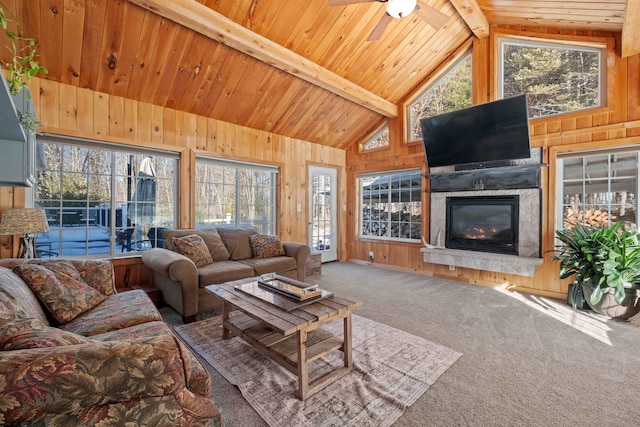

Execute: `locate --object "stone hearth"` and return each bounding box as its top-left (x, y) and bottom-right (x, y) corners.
top-left (423, 150), bottom-right (544, 277)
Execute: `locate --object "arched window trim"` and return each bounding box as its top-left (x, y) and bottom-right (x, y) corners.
top-left (404, 46), bottom-right (473, 144)
top-left (360, 122), bottom-right (390, 153)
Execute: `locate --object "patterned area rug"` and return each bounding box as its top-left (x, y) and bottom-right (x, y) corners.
top-left (175, 314), bottom-right (462, 427)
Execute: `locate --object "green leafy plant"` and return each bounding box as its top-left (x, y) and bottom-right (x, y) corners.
top-left (553, 221), bottom-right (640, 308)
top-left (0, 4), bottom-right (47, 96)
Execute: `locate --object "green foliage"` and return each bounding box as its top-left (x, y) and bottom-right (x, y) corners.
top-left (0, 4), bottom-right (48, 96)
top-left (552, 222), bottom-right (640, 308)
top-left (410, 54), bottom-right (472, 140)
top-left (503, 43), bottom-right (600, 118)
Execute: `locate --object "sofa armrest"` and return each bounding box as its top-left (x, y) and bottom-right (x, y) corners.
top-left (0, 334), bottom-right (191, 425)
top-left (142, 248), bottom-right (199, 321)
top-left (282, 241), bottom-right (311, 281)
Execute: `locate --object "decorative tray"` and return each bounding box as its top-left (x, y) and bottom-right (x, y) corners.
top-left (234, 274), bottom-right (333, 312)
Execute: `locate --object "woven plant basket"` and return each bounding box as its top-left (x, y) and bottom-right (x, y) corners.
top-left (582, 283), bottom-right (640, 320)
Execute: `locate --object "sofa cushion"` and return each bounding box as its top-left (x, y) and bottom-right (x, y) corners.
top-left (0, 318), bottom-right (92, 350)
top-left (217, 227), bottom-right (258, 260)
top-left (163, 228), bottom-right (230, 261)
top-left (60, 289), bottom-right (162, 337)
top-left (239, 256), bottom-right (297, 277)
top-left (13, 263), bottom-right (106, 325)
top-left (197, 260), bottom-right (255, 287)
top-left (0, 266), bottom-right (49, 324)
top-left (249, 234), bottom-right (286, 258)
top-left (172, 234), bottom-right (214, 268)
top-left (71, 260), bottom-right (117, 295)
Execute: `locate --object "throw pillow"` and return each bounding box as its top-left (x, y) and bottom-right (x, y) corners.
top-left (0, 318), bottom-right (92, 350)
top-left (249, 234), bottom-right (286, 259)
top-left (218, 227), bottom-right (258, 260)
top-left (13, 263), bottom-right (107, 325)
top-left (163, 229), bottom-right (230, 261)
top-left (172, 234), bottom-right (214, 267)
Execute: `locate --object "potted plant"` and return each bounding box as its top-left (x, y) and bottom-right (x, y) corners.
top-left (552, 221), bottom-right (640, 320)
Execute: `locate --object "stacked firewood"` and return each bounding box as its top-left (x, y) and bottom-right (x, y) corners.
top-left (563, 207), bottom-right (616, 228)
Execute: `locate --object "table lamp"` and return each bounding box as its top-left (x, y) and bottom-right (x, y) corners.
top-left (0, 208), bottom-right (50, 258)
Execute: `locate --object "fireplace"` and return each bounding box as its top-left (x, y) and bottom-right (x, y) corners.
top-left (445, 195), bottom-right (519, 255)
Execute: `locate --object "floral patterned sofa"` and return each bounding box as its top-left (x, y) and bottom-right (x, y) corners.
top-left (0, 258), bottom-right (221, 426)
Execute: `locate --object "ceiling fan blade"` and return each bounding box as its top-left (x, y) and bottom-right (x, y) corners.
top-left (367, 13), bottom-right (393, 41)
top-left (414, 2), bottom-right (450, 30)
top-left (329, 0), bottom-right (378, 6)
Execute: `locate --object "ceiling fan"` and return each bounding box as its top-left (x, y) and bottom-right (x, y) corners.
top-left (329, 0), bottom-right (450, 41)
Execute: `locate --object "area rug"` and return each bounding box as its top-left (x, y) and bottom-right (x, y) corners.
top-left (174, 314), bottom-right (462, 427)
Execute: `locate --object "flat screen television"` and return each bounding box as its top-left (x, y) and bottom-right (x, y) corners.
top-left (420, 95), bottom-right (531, 169)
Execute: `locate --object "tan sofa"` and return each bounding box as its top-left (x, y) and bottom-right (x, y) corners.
top-left (142, 228), bottom-right (310, 323)
top-left (0, 258), bottom-right (221, 426)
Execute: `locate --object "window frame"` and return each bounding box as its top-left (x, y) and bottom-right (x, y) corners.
top-left (555, 147), bottom-right (639, 234)
top-left (32, 134), bottom-right (179, 257)
top-left (360, 123), bottom-right (390, 153)
top-left (497, 34), bottom-right (608, 119)
top-left (358, 169), bottom-right (422, 243)
top-left (194, 156), bottom-right (279, 234)
top-left (404, 46), bottom-right (473, 144)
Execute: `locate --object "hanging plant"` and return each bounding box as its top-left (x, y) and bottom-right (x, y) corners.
top-left (0, 3), bottom-right (47, 132)
top-left (0, 5), bottom-right (48, 94)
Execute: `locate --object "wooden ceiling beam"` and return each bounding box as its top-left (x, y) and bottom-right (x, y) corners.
top-left (127, 0), bottom-right (398, 118)
top-left (621, 0), bottom-right (640, 57)
top-left (448, 0), bottom-right (490, 40)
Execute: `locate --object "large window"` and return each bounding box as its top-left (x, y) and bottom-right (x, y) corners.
top-left (34, 138), bottom-right (178, 256)
top-left (408, 53), bottom-right (472, 142)
top-left (195, 158), bottom-right (277, 234)
top-left (499, 37), bottom-right (605, 118)
top-left (359, 170), bottom-right (422, 241)
top-left (557, 150), bottom-right (638, 232)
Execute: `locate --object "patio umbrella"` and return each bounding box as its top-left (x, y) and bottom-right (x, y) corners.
top-left (127, 156), bottom-right (156, 226)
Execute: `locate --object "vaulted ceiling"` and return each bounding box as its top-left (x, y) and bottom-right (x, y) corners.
top-left (2, 0), bottom-right (638, 149)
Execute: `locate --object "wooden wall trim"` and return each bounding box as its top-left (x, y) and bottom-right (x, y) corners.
top-left (622, 0), bottom-right (640, 57)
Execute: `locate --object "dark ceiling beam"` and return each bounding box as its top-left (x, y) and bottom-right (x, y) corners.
top-left (127, 0), bottom-right (398, 118)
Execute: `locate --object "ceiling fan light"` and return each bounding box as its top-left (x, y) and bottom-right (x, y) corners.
top-left (386, 0), bottom-right (417, 18)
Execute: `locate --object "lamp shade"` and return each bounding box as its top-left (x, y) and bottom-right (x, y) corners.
top-left (0, 208), bottom-right (50, 235)
top-left (387, 0), bottom-right (417, 18)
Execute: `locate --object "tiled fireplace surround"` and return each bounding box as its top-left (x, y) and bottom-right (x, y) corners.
top-left (421, 151), bottom-right (544, 277)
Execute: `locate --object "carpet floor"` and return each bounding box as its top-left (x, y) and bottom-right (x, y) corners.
top-left (162, 261), bottom-right (640, 426)
top-left (174, 314), bottom-right (461, 427)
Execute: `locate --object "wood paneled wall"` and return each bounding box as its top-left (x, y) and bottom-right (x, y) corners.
top-left (346, 26), bottom-right (640, 299)
top-left (0, 78), bottom-right (346, 259)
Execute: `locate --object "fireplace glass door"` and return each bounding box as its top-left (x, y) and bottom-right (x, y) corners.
top-left (445, 196), bottom-right (519, 255)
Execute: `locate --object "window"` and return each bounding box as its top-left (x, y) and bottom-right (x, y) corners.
top-left (557, 150), bottom-right (638, 232)
top-left (408, 53), bottom-right (472, 142)
top-left (363, 125), bottom-right (389, 151)
top-left (34, 138), bottom-right (178, 256)
top-left (359, 170), bottom-right (422, 241)
top-left (499, 37), bottom-right (605, 118)
top-left (195, 158), bottom-right (277, 234)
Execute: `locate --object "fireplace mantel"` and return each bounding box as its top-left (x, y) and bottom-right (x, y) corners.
top-left (420, 247), bottom-right (543, 277)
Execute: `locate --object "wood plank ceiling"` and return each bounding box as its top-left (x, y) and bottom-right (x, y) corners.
top-left (0, 0), bottom-right (635, 149)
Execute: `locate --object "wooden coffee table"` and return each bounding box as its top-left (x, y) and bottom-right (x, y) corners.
top-left (206, 277), bottom-right (362, 400)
